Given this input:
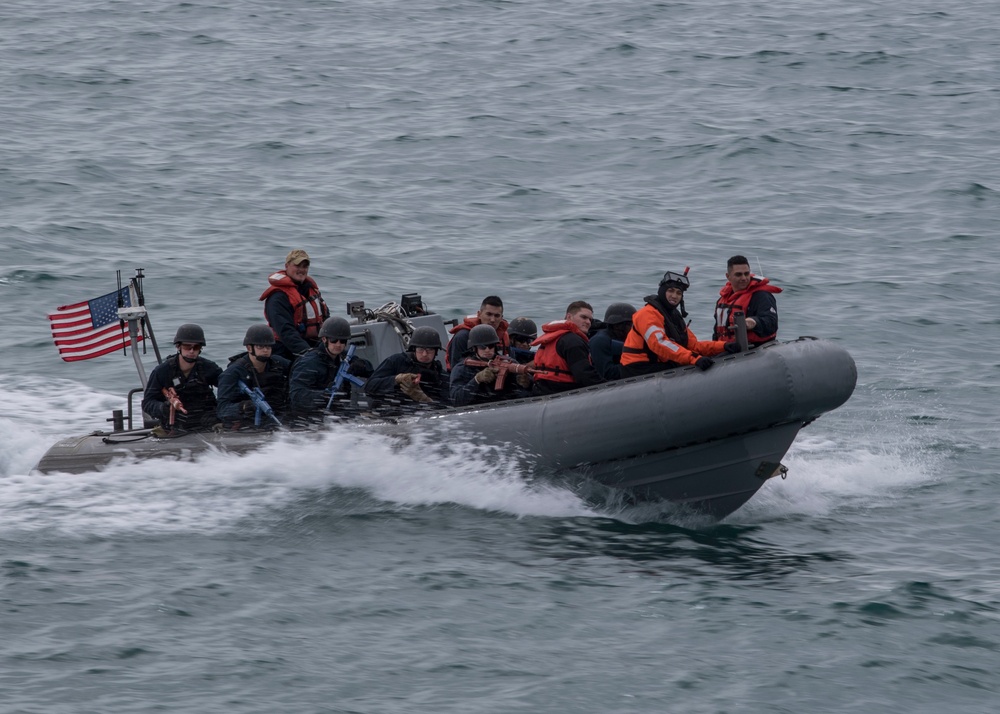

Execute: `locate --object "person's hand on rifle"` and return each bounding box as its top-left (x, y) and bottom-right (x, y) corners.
top-left (475, 367), bottom-right (498, 384)
top-left (162, 387), bottom-right (187, 414)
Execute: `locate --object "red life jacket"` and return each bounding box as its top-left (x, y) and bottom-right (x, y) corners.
top-left (531, 320), bottom-right (590, 385)
top-left (445, 316), bottom-right (510, 370)
top-left (713, 277), bottom-right (782, 343)
top-left (259, 271), bottom-right (330, 344)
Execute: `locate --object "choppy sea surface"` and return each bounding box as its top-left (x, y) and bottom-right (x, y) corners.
top-left (2, 1), bottom-right (999, 712)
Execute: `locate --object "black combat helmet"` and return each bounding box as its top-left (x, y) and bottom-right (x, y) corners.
top-left (408, 326), bottom-right (442, 350)
top-left (173, 323), bottom-right (206, 346)
top-left (467, 324), bottom-right (500, 350)
top-left (507, 317), bottom-right (538, 341)
top-left (603, 303), bottom-right (636, 326)
top-left (319, 317), bottom-right (352, 342)
top-left (243, 324), bottom-right (275, 346)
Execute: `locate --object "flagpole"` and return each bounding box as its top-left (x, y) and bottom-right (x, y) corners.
top-left (131, 268), bottom-right (163, 365)
top-left (117, 269), bottom-right (151, 389)
top-left (119, 303), bottom-right (149, 388)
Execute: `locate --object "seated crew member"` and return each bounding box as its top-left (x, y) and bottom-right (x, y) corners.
top-left (589, 302), bottom-right (636, 380)
top-left (449, 324), bottom-right (524, 407)
top-left (365, 326), bottom-right (450, 410)
top-left (260, 249), bottom-right (331, 360)
top-left (712, 254), bottom-right (781, 346)
top-left (531, 301), bottom-right (605, 396)
top-left (621, 270), bottom-right (729, 378)
top-left (445, 295), bottom-right (510, 370)
top-left (507, 317), bottom-right (537, 365)
top-left (216, 324), bottom-right (291, 429)
top-left (142, 324), bottom-right (223, 431)
top-left (288, 317), bottom-right (373, 420)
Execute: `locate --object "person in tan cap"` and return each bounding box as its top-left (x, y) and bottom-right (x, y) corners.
top-left (259, 249), bottom-right (331, 360)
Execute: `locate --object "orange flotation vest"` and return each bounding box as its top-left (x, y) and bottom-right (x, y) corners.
top-left (531, 320), bottom-right (590, 385)
top-left (259, 271), bottom-right (330, 344)
top-left (713, 277), bottom-right (781, 343)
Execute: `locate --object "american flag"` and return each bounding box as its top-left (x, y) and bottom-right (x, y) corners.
top-left (48, 287), bottom-right (144, 362)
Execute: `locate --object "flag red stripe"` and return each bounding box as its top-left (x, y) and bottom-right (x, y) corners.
top-left (58, 342), bottom-right (132, 362)
top-left (49, 314), bottom-right (92, 326)
top-left (53, 325), bottom-right (127, 347)
top-left (50, 323), bottom-right (108, 338)
top-left (55, 334), bottom-right (143, 361)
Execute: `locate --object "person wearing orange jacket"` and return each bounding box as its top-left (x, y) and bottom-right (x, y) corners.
top-left (621, 270), bottom-right (734, 378)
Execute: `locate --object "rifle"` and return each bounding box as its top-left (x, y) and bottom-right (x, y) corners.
top-left (238, 381), bottom-right (282, 427)
top-left (464, 355), bottom-right (546, 390)
top-left (325, 344), bottom-right (367, 410)
top-left (161, 387), bottom-right (186, 427)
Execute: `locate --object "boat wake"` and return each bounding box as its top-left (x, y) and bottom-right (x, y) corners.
top-left (0, 376), bottom-right (941, 536)
top-left (734, 429), bottom-right (943, 522)
top-left (0, 424), bottom-right (599, 538)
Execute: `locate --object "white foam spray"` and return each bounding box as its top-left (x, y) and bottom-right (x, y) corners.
top-left (1, 376), bottom-right (941, 534)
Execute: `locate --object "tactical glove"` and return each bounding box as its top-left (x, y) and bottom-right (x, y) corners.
top-left (475, 367), bottom-right (498, 384)
top-left (395, 372), bottom-right (418, 388)
top-left (400, 382), bottom-right (433, 403)
top-left (723, 342), bottom-right (742, 354)
top-left (695, 357), bottom-right (714, 371)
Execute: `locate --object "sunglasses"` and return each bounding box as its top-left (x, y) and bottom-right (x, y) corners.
top-left (179, 343), bottom-right (203, 351)
top-left (327, 338), bottom-right (348, 345)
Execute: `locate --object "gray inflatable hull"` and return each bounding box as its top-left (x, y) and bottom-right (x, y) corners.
top-left (35, 338), bottom-right (857, 519)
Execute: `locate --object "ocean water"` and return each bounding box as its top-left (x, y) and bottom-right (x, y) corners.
top-left (2, 1), bottom-right (999, 712)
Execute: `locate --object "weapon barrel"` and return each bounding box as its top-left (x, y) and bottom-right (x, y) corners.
top-left (326, 344), bottom-right (358, 410)
top-left (239, 381), bottom-right (282, 426)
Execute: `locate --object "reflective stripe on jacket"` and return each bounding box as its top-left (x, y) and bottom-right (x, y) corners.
top-left (622, 303), bottom-right (724, 369)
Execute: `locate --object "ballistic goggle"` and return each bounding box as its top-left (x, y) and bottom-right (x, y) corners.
top-left (659, 270), bottom-right (691, 290)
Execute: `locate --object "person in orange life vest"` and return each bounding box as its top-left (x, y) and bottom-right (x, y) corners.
top-left (445, 295), bottom-right (510, 370)
top-left (531, 301), bottom-right (605, 396)
top-left (260, 249), bottom-right (331, 360)
top-left (449, 324), bottom-right (524, 407)
top-left (621, 271), bottom-right (729, 378)
top-left (712, 255), bottom-right (781, 345)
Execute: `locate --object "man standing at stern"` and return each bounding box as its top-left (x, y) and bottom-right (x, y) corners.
top-left (260, 249), bottom-right (331, 360)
